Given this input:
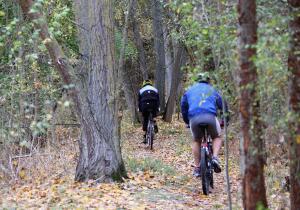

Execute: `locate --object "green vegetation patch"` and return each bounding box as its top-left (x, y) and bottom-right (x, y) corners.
top-left (125, 157), bottom-right (176, 176)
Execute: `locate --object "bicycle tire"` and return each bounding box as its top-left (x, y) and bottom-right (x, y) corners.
top-left (147, 114), bottom-right (154, 150)
top-left (150, 125), bottom-right (154, 150)
top-left (210, 169), bottom-right (214, 189)
top-left (200, 147), bottom-right (210, 195)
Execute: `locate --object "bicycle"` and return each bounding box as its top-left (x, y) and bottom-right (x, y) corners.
top-left (145, 111), bottom-right (155, 150)
top-left (199, 123), bottom-right (214, 195)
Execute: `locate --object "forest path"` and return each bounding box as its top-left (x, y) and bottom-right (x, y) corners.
top-left (0, 118), bottom-right (241, 209)
top-left (121, 119), bottom-right (241, 209)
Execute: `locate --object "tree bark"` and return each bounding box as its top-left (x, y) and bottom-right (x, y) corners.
top-left (19, 0), bottom-right (126, 182)
top-left (237, 0), bottom-right (268, 209)
top-left (131, 0), bottom-right (148, 80)
top-left (151, 0), bottom-right (166, 112)
top-left (163, 43), bottom-right (186, 122)
top-left (287, 1), bottom-right (300, 209)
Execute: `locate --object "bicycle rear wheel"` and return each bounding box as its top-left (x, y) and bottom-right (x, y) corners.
top-left (147, 114), bottom-right (154, 150)
top-left (149, 126), bottom-right (154, 150)
top-left (200, 147), bottom-right (210, 195)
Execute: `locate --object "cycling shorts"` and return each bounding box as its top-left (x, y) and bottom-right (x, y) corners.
top-left (189, 113), bottom-right (221, 140)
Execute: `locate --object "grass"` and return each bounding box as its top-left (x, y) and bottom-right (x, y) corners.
top-left (125, 157), bottom-right (176, 176)
top-left (175, 136), bottom-right (190, 156)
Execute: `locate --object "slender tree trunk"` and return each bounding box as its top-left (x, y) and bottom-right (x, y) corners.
top-left (131, 0), bottom-right (148, 80)
top-left (19, 0), bottom-right (126, 182)
top-left (288, 1), bottom-right (300, 209)
top-left (117, 0), bottom-right (140, 123)
top-left (163, 24), bottom-right (173, 99)
top-left (151, 0), bottom-right (166, 112)
top-left (237, 0), bottom-right (268, 209)
top-left (163, 43), bottom-right (186, 122)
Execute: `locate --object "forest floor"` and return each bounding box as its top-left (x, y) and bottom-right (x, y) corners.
top-left (0, 116), bottom-right (290, 209)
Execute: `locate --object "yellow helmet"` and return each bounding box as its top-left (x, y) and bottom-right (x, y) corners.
top-left (142, 79), bottom-right (153, 87)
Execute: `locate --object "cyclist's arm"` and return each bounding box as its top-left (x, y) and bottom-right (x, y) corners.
top-left (156, 93), bottom-right (160, 112)
top-left (181, 94), bottom-right (189, 125)
top-left (216, 92), bottom-right (230, 123)
top-left (138, 93), bottom-right (142, 112)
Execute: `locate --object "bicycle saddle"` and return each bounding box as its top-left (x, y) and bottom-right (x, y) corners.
top-left (198, 123), bottom-right (209, 128)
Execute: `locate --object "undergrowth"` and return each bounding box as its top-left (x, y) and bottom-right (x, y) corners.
top-left (125, 157), bottom-right (176, 176)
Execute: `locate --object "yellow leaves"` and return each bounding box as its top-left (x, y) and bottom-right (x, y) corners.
top-left (12, 160), bottom-right (18, 167)
top-left (273, 180), bottom-right (280, 190)
top-left (1, 119), bottom-right (243, 209)
top-left (296, 135), bottom-right (300, 144)
top-left (19, 168), bottom-right (26, 180)
top-left (42, 38), bottom-right (52, 45)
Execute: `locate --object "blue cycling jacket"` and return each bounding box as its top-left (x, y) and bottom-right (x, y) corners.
top-left (180, 82), bottom-right (226, 124)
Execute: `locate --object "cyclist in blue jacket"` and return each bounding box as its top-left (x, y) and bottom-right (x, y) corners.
top-left (181, 72), bottom-right (229, 177)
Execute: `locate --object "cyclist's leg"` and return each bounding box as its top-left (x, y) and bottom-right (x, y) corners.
top-left (192, 141), bottom-right (201, 167)
top-left (142, 111), bottom-right (149, 132)
top-left (212, 138), bottom-right (222, 157)
top-left (142, 111), bottom-right (150, 143)
top-left (152, 110), bottom-right (159, 133)
top-left (209, 117), bottom-right (222, 157)
top-left (209, 116), bottom-right (222, 173)
top-left (190, 115), bottom-right (205, 174)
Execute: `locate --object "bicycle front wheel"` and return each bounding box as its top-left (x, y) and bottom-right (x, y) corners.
top-left (200, 147), bottom-right (210, 195)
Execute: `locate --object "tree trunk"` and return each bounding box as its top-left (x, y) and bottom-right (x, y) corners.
top-left (19, 0), bottom-right (126, 182)
top-left (163, 43), bottom-right (186, 122)
top-left (123, 60), bottom-right (141, 124)
top-left (163, 24), bottom-right (173, 99)
top-left (151, 0), bottom-right (166, 112)
top-left (237, 0), bottom-right (268, 209)
top-left (131, 0), bottom-right (148, 80)
top-left (73, 0), bottom-right (126, 182)
top-left (117, 0), bottom-right (140, 123)
top-left (287, 1), bottom-right (300, 209)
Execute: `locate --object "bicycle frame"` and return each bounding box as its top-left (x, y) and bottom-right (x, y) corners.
top-left (201, 129), bottom-right (213, 157)
top-left (200, 126), bottom-right (214, 195)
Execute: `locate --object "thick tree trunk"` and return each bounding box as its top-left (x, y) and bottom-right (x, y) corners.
top-left (151, 0), bottom-right (166, 112)
top-left (131, 0), bottom-right (148, 80)
top-left (163, 43), bottom-right (186, 122)
top-left (73, 0), bottom-right (126, 182)
top-left (237, 0), bottom-right (268, 209)
top-left (19, 0), bottom-right (126, 182)
top-left (287, 1), bottom-right (300, 209)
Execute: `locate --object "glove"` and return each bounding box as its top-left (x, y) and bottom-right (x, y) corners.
top-left (220, 120), bottom-right (224, 129)
top-left (220, 119), bottom-right (229, 129)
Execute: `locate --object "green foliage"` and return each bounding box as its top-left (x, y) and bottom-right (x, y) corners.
top-left (256, 1), bottom-right (289, 133)
top-left (115, 30), bottom-right (138, 60)
top-left (166, 0), bottom-right (290, 137)
top-left (0, 1), bottom-right (64, 145)
top-left (166, 0), bottom-right (238, 109)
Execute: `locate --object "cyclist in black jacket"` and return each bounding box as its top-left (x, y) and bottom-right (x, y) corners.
top-left (138, 80), bottom-right (160, 143)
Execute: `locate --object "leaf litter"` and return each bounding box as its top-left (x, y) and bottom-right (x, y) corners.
top-left (1, 118), bottom-right (242, 209)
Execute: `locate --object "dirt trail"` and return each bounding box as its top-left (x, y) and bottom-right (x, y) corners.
top-left (0, 119), bottom-right (241, 209)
